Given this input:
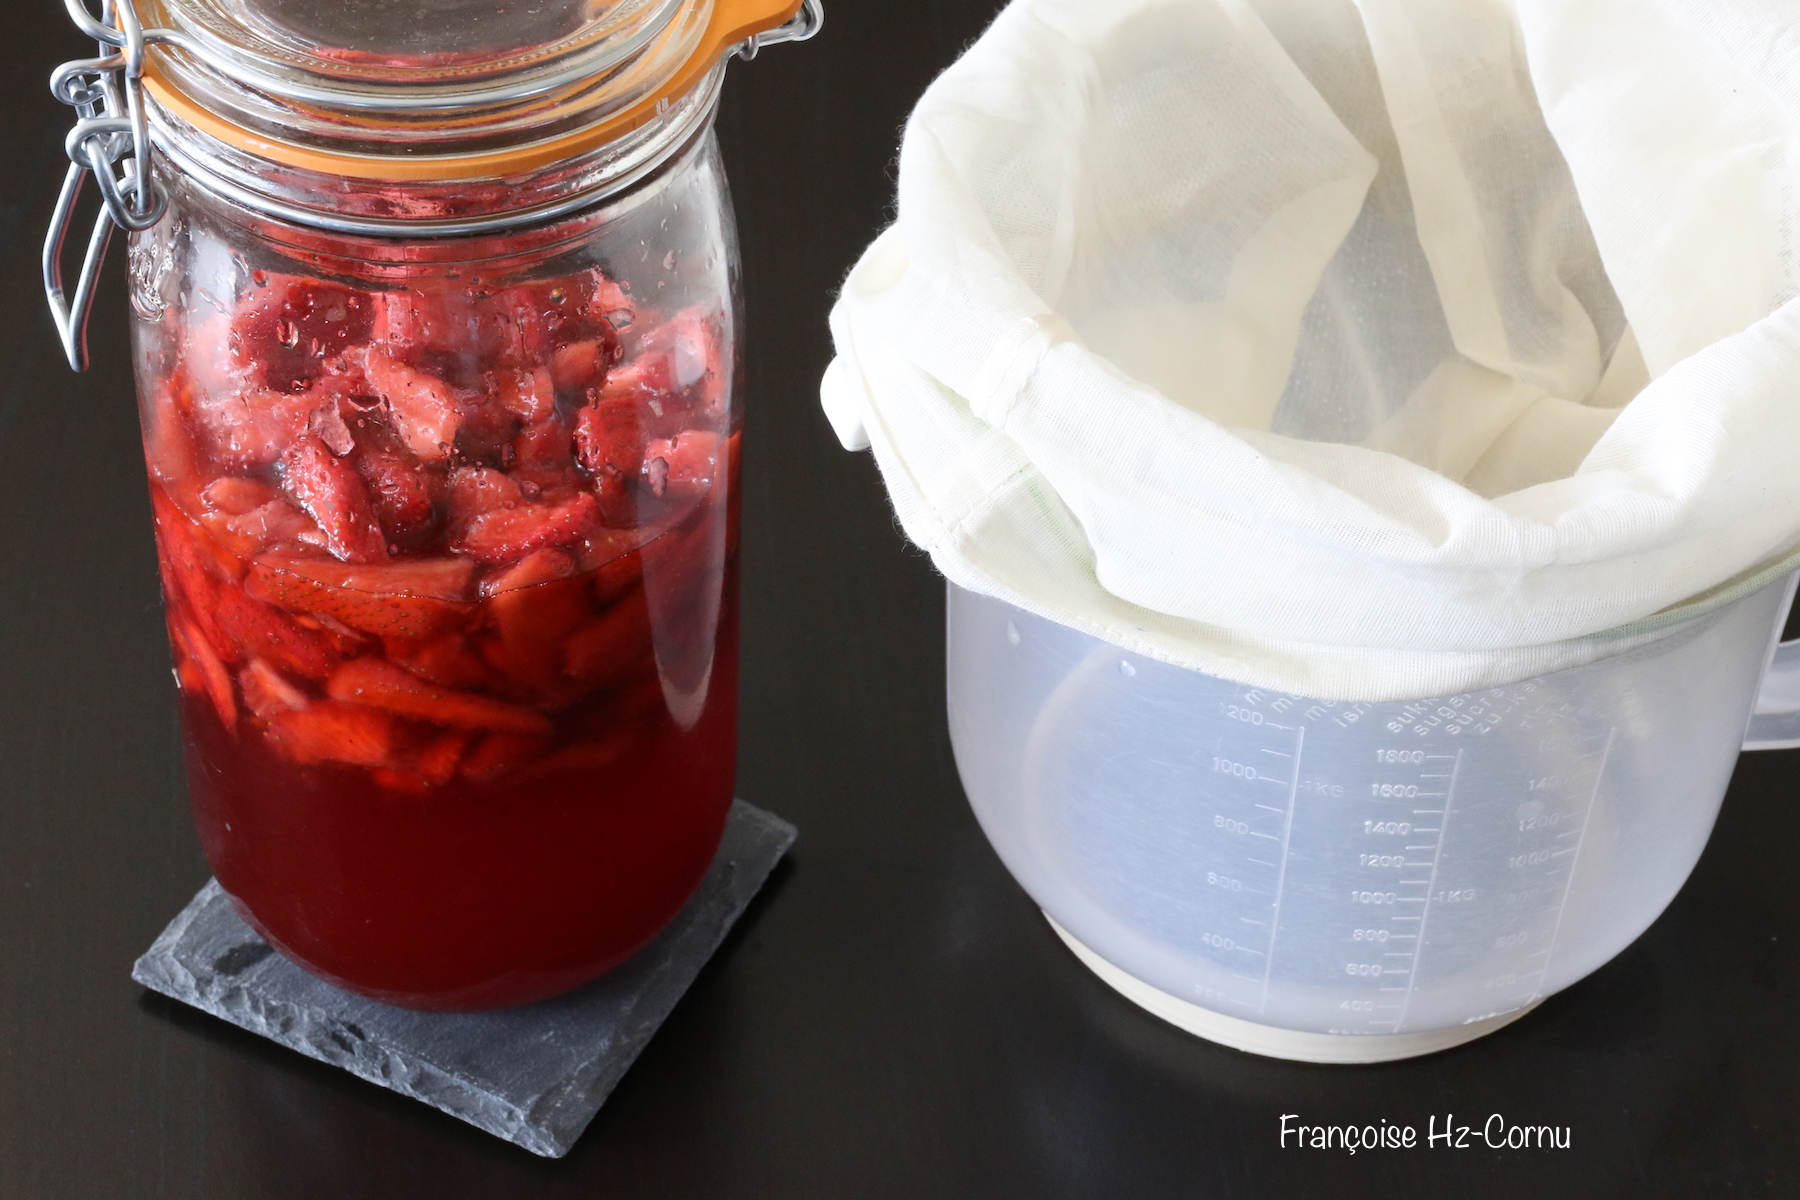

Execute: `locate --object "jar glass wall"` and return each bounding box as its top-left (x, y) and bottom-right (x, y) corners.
top-left (128, 128), bottom-right (742, 1011)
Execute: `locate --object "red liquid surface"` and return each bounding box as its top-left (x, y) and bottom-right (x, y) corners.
top-left (143, 266), bottom-right (740, 1009)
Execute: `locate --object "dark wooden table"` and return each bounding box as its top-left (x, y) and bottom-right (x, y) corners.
top-left (3, 3), bottom-right (1798, 1196)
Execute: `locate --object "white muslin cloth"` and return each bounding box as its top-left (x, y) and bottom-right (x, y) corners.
top-left (820, 0), bottom-right (1800, 701)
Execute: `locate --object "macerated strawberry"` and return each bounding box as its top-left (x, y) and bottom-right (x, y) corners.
top-left (247, 554), bottom-right (475, 640)
top-left (492, 366), bottom-right (556, 423)
top-left (374, 286), bottom-right (494, 365)
top-left (188, 385), bottom-right (320, 473)
top-left (640, 430), bottom-right (722, 498)
top-left (488, 281), bottom-right (612, 367)
top-left (388, 633), bottom-right (497, 691)
top-left (172, 616), bottom-right (238, 732)
top-left (483, 548), bottom-right (577, 596)
top-left (551, 338), bottom-right (609, 400)
top-left (327, 657), bottom-right (554, 735)
top-left (445, 466), bottom-right (523, 523)
top-left (213, 585), bottom-right (343, 680)
top-left (573, 396), bottom-right (643, 477)
top-left (356, 347), bottom-right (466, 462)
top-left (590, 547), bottom-right (644, 605)
top-left (452, 492), bottom-right (600, 564)
top-left (458, 729), bottom-right (552, 782)
top-left (488, 575), bottom-right (592, 694)
top-left (351, 432), bottom-right (439, 545)
top-left (514, 725), bottom-right (640, 783)
top-left (308, 401), bottom-right (357, 457)
top-left (238, 657), bottom-right (310, 722)
top-left (144, 375), bottom-right (204, 493)
top-left (266, 701), bottom-right (397, 768)
top-left (292, 610), bottom-right (376, 658)
top-left (198, 499), bottom-right (323, 558)
top-left (279, 434), bottom-right (389, 564)
top-left (585, 271), bottom-right (634, 327)
top-left (412, 730), bottom-right (469, 786)
top-left (563, 588), bottom-right (651, 688)
top-left (202, 476), bottom-right (279, 516)
top-left (510, 414), bottom-right (578, 490)
top-left (231, 276), bottom-right (374, 392)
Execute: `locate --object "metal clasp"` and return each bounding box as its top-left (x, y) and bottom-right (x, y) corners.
top-left (45, 0), bottom-right (170, 371)
top-left (737, 0), bottom-right (824, 62)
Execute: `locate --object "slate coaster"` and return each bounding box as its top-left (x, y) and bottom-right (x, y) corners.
top-left (133, 799), bottom-right (795, 1158)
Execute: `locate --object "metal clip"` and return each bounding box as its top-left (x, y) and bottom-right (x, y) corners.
top-left (45, 0), bottom-right (170, 371)
top-left (738, 0), bottom-right (824, 62)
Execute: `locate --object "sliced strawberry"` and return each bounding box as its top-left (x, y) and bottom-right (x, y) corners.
top-left (509, 414), bottom-right (576, 490)
top-left (485, 281), bottom-right (612, 367)
top-left (231, 276), bottom-right (374, 392)
top-left (327, 657), bottom-right (554, 735)
top-left (551, 337), bottom-right (609, 400)
top-left (573, 396), bottom-right (644, 477)
top-left (238, 657), bottom-right (310, 722)
top-left (202, 476), bottom-right (280, 516)
top-left (492, 366), bottom-right (557, 423)
top-left (412, 730), bottom-right (469, 786)
top-left (349, 429), bottom-right (439, 545)
top-left (388, 633), bottom-right (497, 691)
top-left (640, 430), bottom-right (722, 498)
top-left (452, 491), bottom-right (600, 565)
top-left (197, 499), bottom-right (323, 558)
top-left (171, 616), bottom-right (238, 733)
top-left (213, 585), bottom-right (343, 680)
top-left (563, 587), bottom-right (651, 688)
top-left (482, 548), bottom-right (576, 597)
top-left (307, 401), bottom-right (356, 457)
top-left (266, 701), bottom-right (397, 768)
top-left (514, 724), bottom-right (641, 783)
top-left (188, 385), bottom-right (319, 473)
top-left (292, 610), bottom-right (376, 658)
top-left (373, 286), bottom-right (493, 366)
top-left (590, 547), bottom-right (644, 605)
top-left (278, 434), bottom-right (389, 564)
top-left (246, 554), bottom-right (475, 640)
top-left (585, 271), bottom-right (634, 328)
top-left (487, 574), bottom-right (593, 694)
top-left (446, 466), bottom-right (523, 523)
top-left (458, 729), bottom-right (553, 782)
top-left (356, 348), bottom-right (466, 463)
top-left (144, 375), bottom-right (204, 493)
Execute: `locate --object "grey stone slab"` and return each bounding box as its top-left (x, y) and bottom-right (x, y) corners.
top-left (132, 799), bottom-right (795, 1158)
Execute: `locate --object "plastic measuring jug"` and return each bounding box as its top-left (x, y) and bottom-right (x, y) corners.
top-left (946, 573), bottom-right (1800, 1062)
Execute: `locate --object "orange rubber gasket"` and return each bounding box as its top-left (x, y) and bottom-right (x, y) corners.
top-left (143, 0), bottom-right (803, 182)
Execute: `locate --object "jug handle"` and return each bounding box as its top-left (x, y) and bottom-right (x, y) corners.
top-left (1744, 570), bottom-right (1800, 750)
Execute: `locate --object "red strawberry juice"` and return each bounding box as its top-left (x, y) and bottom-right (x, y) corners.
top-left (138, 257), bottom-right (741, 1010)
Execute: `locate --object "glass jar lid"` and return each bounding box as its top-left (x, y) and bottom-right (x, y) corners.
top-left (44, 0), bottom-right (819, 368)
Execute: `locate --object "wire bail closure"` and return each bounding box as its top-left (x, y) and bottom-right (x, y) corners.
top-left (737, 0), bottom-right (823, 61)
top-left (45, 0), bottom-right (171, 371)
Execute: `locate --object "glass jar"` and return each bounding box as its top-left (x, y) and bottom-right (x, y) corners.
top-left (46, 0), bottom-right (819, 1010)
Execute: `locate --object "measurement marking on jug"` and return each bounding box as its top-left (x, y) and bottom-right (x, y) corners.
top-left (1391, 748), bottom-right (1464, 1034)
top-left (1529, 729), bottom-right (1613, 1004)
top-left (1256, 725), bottom-right (1304, 1018)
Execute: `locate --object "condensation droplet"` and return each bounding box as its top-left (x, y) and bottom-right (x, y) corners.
top-left (1118, 660), bottom-right (1137, 677)
top-left (1005, 621), bottom-right (1020, 645)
